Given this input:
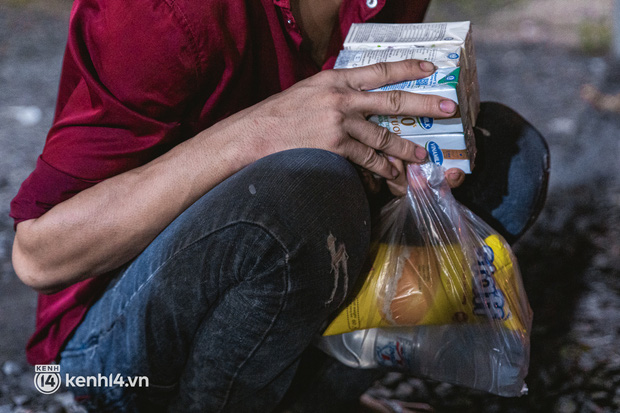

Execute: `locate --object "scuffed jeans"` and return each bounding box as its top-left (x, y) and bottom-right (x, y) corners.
top-left (59, 149), bottom-right (378, 412)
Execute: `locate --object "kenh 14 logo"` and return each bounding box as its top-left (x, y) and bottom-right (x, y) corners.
top-left (34, 364), bottom-right (61, 394)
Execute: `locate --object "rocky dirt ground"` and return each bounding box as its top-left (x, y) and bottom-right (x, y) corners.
top-left (1, 0), bottom-right (619, 412)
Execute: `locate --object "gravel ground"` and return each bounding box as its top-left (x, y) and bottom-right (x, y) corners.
top-left (1, 1), bottom-right (619, 412)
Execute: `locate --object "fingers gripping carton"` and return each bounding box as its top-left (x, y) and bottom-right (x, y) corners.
top-left (368, 67), bottom-right (474, 173)
top-left (336, 22), bottom-right (480, 173)
top-left (342, 22), bottom-right (479, 127)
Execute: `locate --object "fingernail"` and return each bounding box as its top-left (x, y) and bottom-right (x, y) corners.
top-left (415, 146), bottom-right (427, 160)
top-left (440, 100), bottom-right (456, 113)
top-left (419, 61), bottom-right (435, 72)
top-left (449, 171), bottom-right (461, 181)
top-left (392, 166), bottom-right (400, 178)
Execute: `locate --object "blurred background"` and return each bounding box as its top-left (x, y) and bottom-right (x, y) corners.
top-left (1, 0), bottom-right (619, 412)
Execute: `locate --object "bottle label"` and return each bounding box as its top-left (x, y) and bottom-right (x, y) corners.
top-left (375, 339), bottom-right (410, 370)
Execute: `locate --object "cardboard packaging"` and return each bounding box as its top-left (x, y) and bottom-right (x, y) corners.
top-left (336, 22), bottom-right (480, 173)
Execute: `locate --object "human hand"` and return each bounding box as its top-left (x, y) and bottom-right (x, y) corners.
top-left (385, 157), bottom-right (465, 196)
top-left (225, 60), bottom-right (458, 180)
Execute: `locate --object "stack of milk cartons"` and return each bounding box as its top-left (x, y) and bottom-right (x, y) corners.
top-left (335, 22), bottom-right (480, 173)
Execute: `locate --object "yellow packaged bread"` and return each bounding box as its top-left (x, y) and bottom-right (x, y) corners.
top-left (323, 235), bottom-right (527, 336)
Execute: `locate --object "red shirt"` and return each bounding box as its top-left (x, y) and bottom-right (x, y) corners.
top-left (10, 0), bottom-right (430, 365)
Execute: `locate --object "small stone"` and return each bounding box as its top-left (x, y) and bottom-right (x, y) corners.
top-left (548, 117), bottom-right (576, 135)
top-left (589, 376), bottom-right (613, 392)
top-left (406, 377), bottom-right (430, 400)
top-left (592, 253), bottom-right (611, 270)
top-left (554, 395), bottom-right (578, 413)
top-left (380, 372), bottom-right (404, 389)
top-left (1, 361), bottom-right (22, 376)
top-left (9, 105), bottom-right (42, 126)
top-left (12, 394), bottom-right (31, 406)
top-left (393, 381), bottom-right (414, 400)
top-left (364, 386), bottom-right (393, 400)
top-left (433, 382), bottom-right (454, 398)
top-left (590, 391), bottom-right (608, 401)
top-left (578, 352), bottom-right (597, 373)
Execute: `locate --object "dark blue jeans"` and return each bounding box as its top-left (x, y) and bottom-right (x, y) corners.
top-left (59, 149), bottom-right (377, 412)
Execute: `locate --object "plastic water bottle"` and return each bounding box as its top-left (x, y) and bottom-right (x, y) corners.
top-left (316, 323), bottom-right (529, 397)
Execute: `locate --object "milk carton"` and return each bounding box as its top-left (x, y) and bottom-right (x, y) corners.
top-left (334, 47), bottom-right (462, 69)
top-left (337, 22), bottom-right (480, 173)
top-left (367, 67), bottom-right (476, 170)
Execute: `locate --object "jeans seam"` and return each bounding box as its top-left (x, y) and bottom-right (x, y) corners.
top-left (214, 227), bottom-right (291, 412)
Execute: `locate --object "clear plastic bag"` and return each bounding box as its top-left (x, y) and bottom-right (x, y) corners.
top-left (317, 162), bottom-right (533, 396)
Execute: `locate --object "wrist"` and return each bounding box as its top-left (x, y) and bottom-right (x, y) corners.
top-left (196, 110), bottom-right (282, 175)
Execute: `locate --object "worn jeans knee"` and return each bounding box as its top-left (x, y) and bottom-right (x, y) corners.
top-left (59, 148), bottom-right (372, 412)
top-left (170, 149), bottom-right (372, 411)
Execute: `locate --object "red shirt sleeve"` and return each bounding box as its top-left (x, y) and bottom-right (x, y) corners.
top-left (10, 157), bottom-right (100, 229)
top-left (11, 0), bottom-right (202, 225)
top-left (10, 0), bottom-right (207, 365)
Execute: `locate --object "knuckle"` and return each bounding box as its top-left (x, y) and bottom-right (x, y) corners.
top-left (362, 148), bottom-right (386, 173)
top-left (375, 127), bottom-right (392, 150)
top-left (421, 94), bottom-right (438, 114)
top-left (370, 62), bottom-right (390, 79)
top-left (324, 86), bottom-right (348, 108)
top-left (322, 69), bottom-right (348, 90)
top-left (327, 127), bottom-right (347, 149)
top-left (324, 108), bottom-right (346, 128)
top-left (386, 90), bottom-right (405, 113)
top-left (361, 147), bottom-right (378, 168)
